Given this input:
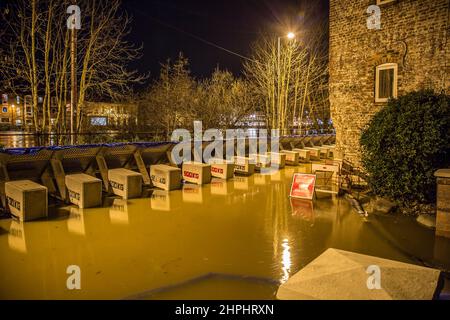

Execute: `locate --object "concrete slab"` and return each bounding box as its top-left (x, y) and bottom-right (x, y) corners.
top-left (277, 248), bottom-right (441, 300)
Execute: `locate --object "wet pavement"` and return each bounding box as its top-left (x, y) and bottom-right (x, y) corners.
top-left (0, 164), bottom-right (449, 300)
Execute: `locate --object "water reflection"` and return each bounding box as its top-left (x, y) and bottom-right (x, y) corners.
top-left (281, 239), bottom-right (292, 284)
top-left (67, 208), bottom-right (86, 235)
top-left (209, 178), bottom-right (234, 196)
top-left (0, 165), bottom-right (448, 299)
top-left (151, 190), bottom-right (172, 211)
top-left (109, 199), bottom-right (129, 225)
top-left (290, 198), bottom-right (314, 223)
top-left (182, 184), bottom-right (204, 203)
top-left (8, 220), bottom-right (27, 253)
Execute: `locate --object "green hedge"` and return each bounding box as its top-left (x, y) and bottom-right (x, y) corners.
top-left (360, 90), bottom-right (450, 204)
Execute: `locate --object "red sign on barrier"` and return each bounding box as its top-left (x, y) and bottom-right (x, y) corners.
top-left (289, 173), bottom-right (316, 200)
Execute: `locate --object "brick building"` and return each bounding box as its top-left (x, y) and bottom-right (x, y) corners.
top-left (329, 0), bottom-right (449, 167)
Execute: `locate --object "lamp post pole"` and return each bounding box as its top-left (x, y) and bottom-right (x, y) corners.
top-left (277, 36), bottom-right (281, 131)
top-left (70, 0), bottom-right (77, 145)
top-left (276, 32), bottom-right (295, 135)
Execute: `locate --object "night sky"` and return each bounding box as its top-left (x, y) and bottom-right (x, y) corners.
top-left (122, 0), bottom-right (329, 79)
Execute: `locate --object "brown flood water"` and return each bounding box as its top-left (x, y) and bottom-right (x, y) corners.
top-left (0, 164), bottom-right (449, 300)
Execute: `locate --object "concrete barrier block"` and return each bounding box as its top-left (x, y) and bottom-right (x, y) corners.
top-left (108, 168), bottom-right (143, 199)
top-left (5, 180), bottom-right (48, 222)
top-left (208, 159), bottom-right (235, 180)
top-left (150, 164), bottom-right (182, 191)
top-left (65, 174), bottom-right (102, 209)
top-left (233, 156), bottom-right (255, 175)
top-left (267, 152), bottom-right (286, 169)
top-left (280, 150), bottom-right (299, 166)
top-left (292, 149), bottom-right (311, 162)
top-left (182, 162), bottom-right (212, 185)
top-left (303, 147), bottom-right (321, 160)
top-left (249, 154), bottom-right (271, 171)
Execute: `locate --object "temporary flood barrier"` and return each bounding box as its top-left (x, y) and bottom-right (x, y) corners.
top-left (208, 158), bottom-right (235, 180)
top-left (150, 164), bottom-right (182, 191)
top-left (182, 162), bottom-right (212, 185)
top-left (65, 173), bottom-right (103, 209)
top-left (5, 180), bottom-right (48, 221)
top-left (280, 150), bottom-right (299, 166)
top-left (249, 154), bottom-right (271, 172)
top-left (233, 156), bottom-right (255, 176)
top-left (108, 168), bottom-right (143, 199)
top-left (0, 135), bottom-right (335, 214)
top-left (267, 152), bottom-right (286, 169)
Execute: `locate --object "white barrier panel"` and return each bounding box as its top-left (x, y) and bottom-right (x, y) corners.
top-left (280, 150), bottom-right (299, 166)
top-left (150, 164), bottom-right (182, 191)
top-left (208, 159), bottom-right (235, 180)
top-left (233, 156), bottom-right (255, 176)
top-left (5, 180), bottom-right (48, 222)
top-left (65, 174), bottom-right (102, 209)
top-left (108, 168), bottom-right (143, 200)
top-left (182, 162), bottom-right (212, 185)
top-left (267, 152), bottom-right (286, 169)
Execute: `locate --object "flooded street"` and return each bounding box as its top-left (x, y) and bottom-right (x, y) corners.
top-left (0, 164), bottom-right (448, 300)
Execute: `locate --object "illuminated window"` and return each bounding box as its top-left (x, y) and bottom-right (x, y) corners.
top-left (90, 116), bottom-right (108, 126)
top-left (1, 94), bottom-right (7, 104)
top-left (375, 63), bottom-right (398, 103)
top-left (2, 107), bottom-right (8, 113)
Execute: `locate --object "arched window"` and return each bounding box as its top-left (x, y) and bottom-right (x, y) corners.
top-left (375, 63), bottom-right (398, 103)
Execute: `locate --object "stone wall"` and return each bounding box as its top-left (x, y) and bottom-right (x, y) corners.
top-left (329, 0), bottom-right (449, 167)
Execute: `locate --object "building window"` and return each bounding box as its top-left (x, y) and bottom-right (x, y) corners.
top-left (375, 63), bottom-right (398, 103)
top-left (2, 94), bottom-right (8, 104)
top-left (1, 118), bottom-right (10, 123)
top-left (2, 107), bottom-right (8, 113)
top-left (377, 0), bottom-right (396, 5)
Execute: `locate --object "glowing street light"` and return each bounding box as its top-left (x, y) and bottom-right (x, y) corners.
top-left (277, 32), bottom-right (296, 128)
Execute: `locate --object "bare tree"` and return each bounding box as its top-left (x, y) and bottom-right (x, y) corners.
top-left (244, 9), bottom-right (329, 134)
top-left (0, 0), bottom-right (145, 136)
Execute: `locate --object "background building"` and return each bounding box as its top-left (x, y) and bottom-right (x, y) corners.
top-left (84, 101), bottom-right (138, 129)
top-left (329, 0), bottom-right (449, 166)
